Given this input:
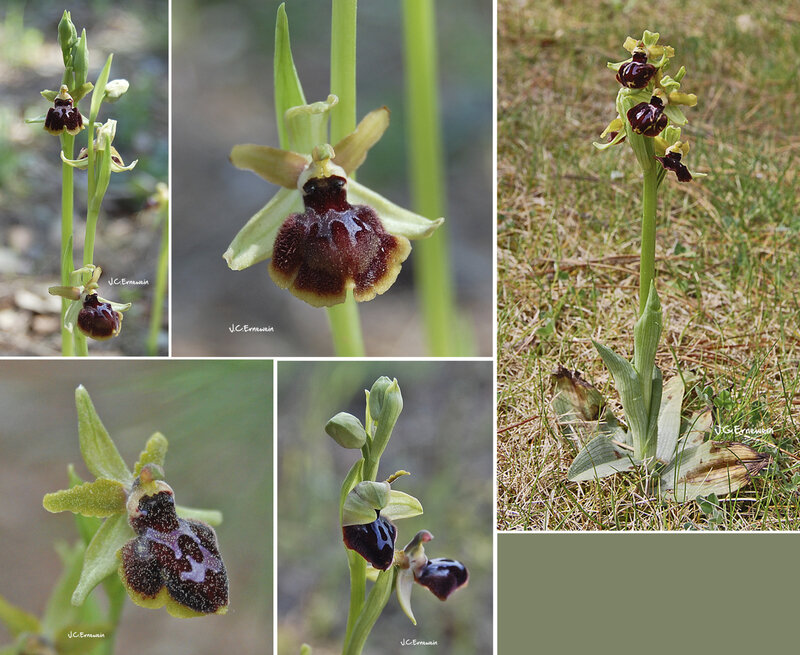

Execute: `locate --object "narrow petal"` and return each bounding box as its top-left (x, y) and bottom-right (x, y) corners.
top-left (224, 188), bottom-right (303, 270)
top-left (230, 144), bottom-right (308, 188)
top-left (332, 107), bottom-right (390, 175)
top-left (72, 513), bottom-right (132, 606)
top-left (348, 179), bottom-right (443, 240)
top-left (395, 568), bottom-right (417, 625)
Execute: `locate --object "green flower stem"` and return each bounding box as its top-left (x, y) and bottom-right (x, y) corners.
top-left (343, 549), bottom-right (367, 647)
top-left (60, 133), bottom-right (75, 356)
top-left (74, 332), bottom-right (88, 356)
top-left (327, 0), bottom-right (365, 356)
top-left (326, 295), bottom-right (366, 356)
top-left (639, 166), bottom-right (658, 317)
top-left (147, 203), bottom-right (169, 355)
top-left (342, 568), bottom-right (396, 655)
top-left (402, 0), bottom-right (461, 356)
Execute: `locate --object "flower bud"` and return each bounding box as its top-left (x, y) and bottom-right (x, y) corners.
top-left (77, 294), bottom-right (122, 340)
top-left (326, 412), bottom-right (368, 448)
top-left (58, 11), bottom-right (78, 61)
top-left (72, 30), bottom-right (89, 89)
top-left (104, 79), bottom-right (130, 102)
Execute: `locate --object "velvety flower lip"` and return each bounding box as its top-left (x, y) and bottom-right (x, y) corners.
top-left (627, 96), bottom-right (668, 136)
top-left (44, 85), bottom-right (84, 135)
top-left (269, 149), bottom-right (412, 307)
top-left (77, 293), bottom-right (122, 340)
top-left (341, 513), bottom-right (397, 570)
top-left (120, 476), bottom-right (229, 617)
top-left (415, 557), bottom-right (469, 601)
top-left (656, 150), bottom-right (692, 182)
top-left (616, 51), bottom-right (657, 89)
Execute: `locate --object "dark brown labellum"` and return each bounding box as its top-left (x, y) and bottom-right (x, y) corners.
top-left (626, 97), bottom-right (668, 137)
top-left (269, 175), bottom-right (411, 307)
top-left (415, 557), bottom-right (469, 600)
top-left (44, 97), bottom-right (83, 135)
top-left (77, 294), bottom-right (121, 341)
top-left (616, 54), bottom-right (656, 89)
top-left (120, 490), bottom-right (229, 615)
top-left (655, 151), bottom-right (693, 182)
top-left (342, 514), bottom-right (397, 570)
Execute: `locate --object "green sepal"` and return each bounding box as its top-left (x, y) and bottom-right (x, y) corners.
top-left (43, 479), bottom-right (126, 517)
top-left (133, 432), bottom-right (168, 476)
top-left (41, 89), bottom-right (59, 102)
top-left (274, 3), bottom-right (306, 150)
top-left (594, 341), bottom-right (649, 461)
top-left (223, 187), bottom-right (302, 270)
top-left (75, 386), bottom-right (132, 485)
top-left (89, 54), bottom-right (113, 125)
top-left (70, 82), bottom-right (94, 105)
top-left (71, 513), bottom-right (132, 607)
top-left (342, 481), bottom-right (390, 526)
top-left (174, 505), bottom-right (223, 527)
top-left (663, 104), bottom-right (688, 126)
top-left (348, 180), bottom-right (444, 240)
top-left (0, 595), bottom-right (40, 639)
top-left (381, 489), bottom-right (423, 522)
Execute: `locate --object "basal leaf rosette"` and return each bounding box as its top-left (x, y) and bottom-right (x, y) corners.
top-left (42, 386), bottom-right (227, 618)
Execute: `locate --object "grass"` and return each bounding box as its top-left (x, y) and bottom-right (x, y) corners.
top-left (497, 0), bottom-right (800, 530)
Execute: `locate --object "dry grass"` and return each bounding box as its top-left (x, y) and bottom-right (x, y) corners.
top-left (497, 0), bottom-right (800, 530)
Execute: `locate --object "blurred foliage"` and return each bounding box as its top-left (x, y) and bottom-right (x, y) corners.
top-left (277, 361), bottom-right (493, 655)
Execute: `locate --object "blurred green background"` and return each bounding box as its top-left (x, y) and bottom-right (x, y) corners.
top-left (277, 361), bottom-right (493, 655)
top-left (172, 0), bottom-right (492, 356)
top-left (0, 1), bottom-right (168, 355)
top-left (0, 360), bottom-right (272, 653)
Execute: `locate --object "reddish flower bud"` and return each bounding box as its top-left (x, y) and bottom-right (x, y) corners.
top-left (341, 513), bottom-right (397, 570)
top-left (77, 294), bottom-right (121, 341)
top-left (415, 557), bottom-right (469, 600)
top-left (615, 52), bottom-right (656, 89)
top-left (626, 96), bottom-right (668, 136)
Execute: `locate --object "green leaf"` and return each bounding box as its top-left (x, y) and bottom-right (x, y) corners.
top-left (679, 408), bottom-right (713, 448)
top-left (72, 514), bottom-right (131, 607)
top-left (551, 367), bottom-right (608, 446)
top-left (133, 432), bottom-right (168, 476)
top-left (43, 479), bottom-right (126, 517)
top-left (656, 375), bottom-right (685, 464)
top-left (594, 341), bottom-right (648, 460)
top-left (567, 433), bottom-right (636, 482)
top-left (75, 386), bottom-right (132, 485)
top-left (89, 54), bottom-right (113, 125)
top-left (175, 505), bottom-right (223, 526)
top-left (343, 568), bottom-right (396, 655)
top-left (274, 3), bottom-right (306, 150)
top-left (633, 282), bottom-right (662, 425)
top-left (0, 594), bottom-right (40, 638)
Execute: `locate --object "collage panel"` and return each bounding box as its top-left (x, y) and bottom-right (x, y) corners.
top-left (497, 0), bottom-right (800, 530)
top-left (277, 360), bottom-right (493, 654)
top-left (0, 360), bottom-right (272, 653)
top-left (171, 0), bottom-right (492, 357)
top-left (0, 2), bottom-right (169, 356)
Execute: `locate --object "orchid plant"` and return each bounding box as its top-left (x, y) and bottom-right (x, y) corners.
top-left (554, 31), bottom-right (769, 502)
top-left (311, 377), bottom-right (468, 655)
top-left (28, 11), bottom-right (138, 356)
